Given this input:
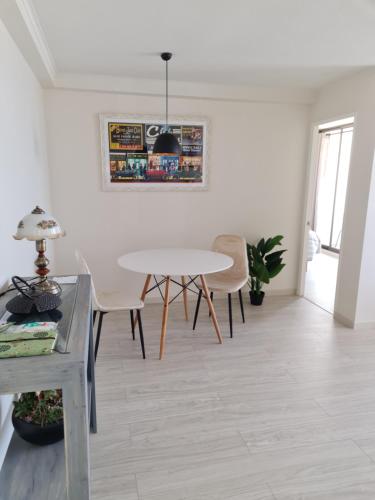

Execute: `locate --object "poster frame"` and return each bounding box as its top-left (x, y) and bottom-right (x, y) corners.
top-left (100, 113), bottom-right (209, 192)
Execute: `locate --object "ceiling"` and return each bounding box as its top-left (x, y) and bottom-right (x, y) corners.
top-left (24, 0), bottom-right (375, 89)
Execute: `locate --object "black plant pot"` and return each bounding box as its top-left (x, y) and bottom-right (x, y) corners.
top-left (12, 411), bottom-right (64, 446)
top-left (249, 291), bottom-right (265, 306)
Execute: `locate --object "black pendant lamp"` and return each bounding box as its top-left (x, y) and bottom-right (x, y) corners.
top-left (153, 52), bottom-right (182, 155)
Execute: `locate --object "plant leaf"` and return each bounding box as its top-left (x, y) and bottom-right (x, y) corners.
top-left (265, 250), bottom-right (287, 263)
top-left (263, 235), bottom-right (284, 253)
top-left (252, 260), bottom-right (270, 283)
top-left (268, 262), bottom-right (285, 279)
top-left (257, 238), bottom-right (265, 254)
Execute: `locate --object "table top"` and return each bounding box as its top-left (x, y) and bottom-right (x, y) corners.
top-left (0, 275), bottom-right (91, 394)
top-left (118, 248), bottom-right (233, 276)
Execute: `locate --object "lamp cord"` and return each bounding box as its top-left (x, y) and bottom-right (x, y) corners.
top-left (165, 58), bottom-right (168, 129)
top-left (0, 277), bottom-right (46, 298)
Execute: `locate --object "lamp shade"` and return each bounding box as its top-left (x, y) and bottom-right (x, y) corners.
top-left (153, 132), bottom-right (182, 155)
top-left (14, 206), bottom-right (65, 241)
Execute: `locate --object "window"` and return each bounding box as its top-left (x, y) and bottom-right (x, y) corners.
top-left (314, 123), bottom-right (353, 252)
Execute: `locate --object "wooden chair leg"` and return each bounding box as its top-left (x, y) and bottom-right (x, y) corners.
top-left (200, 275), bottom-right (223, 344)
top-left (238, 289), bottom-right (245, 323)
top-left (209, 291), bottom-right (213, 317)
top-left (136, 309), bottom-right (146, 359)
top-left (94, 311), bottom-right (105, 360)
top-left (181, 275), bottom-right (189, 321)
top-left (192, 289), bottom-right (202, 330)
top-left (134, 274), bottom-right (152, 328)
top-left (130, 310), bottom-right (135, 340)
top-left (228, 293), bottom-right (233, 338)
top-left (93, 310), bottom-right (97, 326)
top-left (159, 276), bottom-right (171, 360)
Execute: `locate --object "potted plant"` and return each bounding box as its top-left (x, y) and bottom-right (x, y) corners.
top-left (247, 235), bottom-right (286, 305)
top-left (12, 390), bottom-right (64, 446)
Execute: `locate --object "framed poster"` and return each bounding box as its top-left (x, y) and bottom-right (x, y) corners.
top-left (100, 114), bottom-right (209, 191)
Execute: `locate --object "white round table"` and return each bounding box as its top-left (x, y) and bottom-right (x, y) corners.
top-left (118, 249), bottom-right (233, 359)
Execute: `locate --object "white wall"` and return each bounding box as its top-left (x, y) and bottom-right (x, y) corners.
top-left (311, 69), bottom-right (375, 326)
top-left (0, 18), bottom-right (52, 468)
top-left (44, 89), bottom-right (311, 297)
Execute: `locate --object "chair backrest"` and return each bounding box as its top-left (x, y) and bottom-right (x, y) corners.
top-left (212, 234), bottom-right (248, 281)
top-left (75, 250), bottom-right (99, 309)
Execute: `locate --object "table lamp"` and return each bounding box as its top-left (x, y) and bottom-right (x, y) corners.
top-left (13, 206), bottom-right (65, 294)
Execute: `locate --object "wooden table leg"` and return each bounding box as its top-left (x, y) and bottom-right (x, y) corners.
top-left (159, 276), bottom-right (171, 360)
top-left (181, 275), bottom-right (189, 321)
top-left (200, 274), bottom-right (223, 344)
top-left (134, 273), bottom-right (152, 328)
top-left (63, 366), bottom-right (90, 500)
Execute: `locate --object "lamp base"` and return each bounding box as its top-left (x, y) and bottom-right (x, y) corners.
top-left (34, 278), bottom-right (62, 295)
top-left (34, 240), bottom-right (61, 295)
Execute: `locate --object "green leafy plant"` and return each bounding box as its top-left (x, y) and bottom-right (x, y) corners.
top-left (247, 235), bottom-right (286, 296)
top-left (13, 390), bottom-right (63, 427)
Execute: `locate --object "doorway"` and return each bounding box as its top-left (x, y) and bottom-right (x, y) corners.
top-left (303, 118), bottom-right (354, 313)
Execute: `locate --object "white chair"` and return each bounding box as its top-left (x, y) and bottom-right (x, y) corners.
top-left (193, 234), bottom-right (248, 337)
top-left (75, 250), bottom-right (145, 360)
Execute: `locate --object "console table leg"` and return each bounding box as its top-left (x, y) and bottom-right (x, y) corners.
top-left (88, 311), bottom-right (97, 433)
top-left (63, 367), bottom-right (90, 500)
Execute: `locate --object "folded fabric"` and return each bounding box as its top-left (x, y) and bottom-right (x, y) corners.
top-left (0, 322), bottom-right (58, 359)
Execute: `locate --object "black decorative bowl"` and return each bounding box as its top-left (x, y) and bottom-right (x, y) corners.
top-left (12, 411), bottom-right (64, 446)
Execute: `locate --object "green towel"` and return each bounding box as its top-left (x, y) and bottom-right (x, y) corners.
top-left (0, 322), bottom-right (58, 358)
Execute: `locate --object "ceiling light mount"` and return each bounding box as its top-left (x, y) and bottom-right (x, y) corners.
top-left (160, 52), bottom-right (172, 62)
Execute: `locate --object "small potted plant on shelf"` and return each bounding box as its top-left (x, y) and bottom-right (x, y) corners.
top-left (12, 390), bottom-right (64, 446)
top-left (247, 235), bottom-right (286, 305)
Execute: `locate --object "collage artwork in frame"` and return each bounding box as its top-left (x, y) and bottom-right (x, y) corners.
top-left (100, 115), bottom-right (208, 191)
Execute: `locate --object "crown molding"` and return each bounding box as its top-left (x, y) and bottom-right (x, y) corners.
top-left (54, 72), bottom-right (316, 105)
top-left (0, 0), bottom-right (56, 85)
top-left (15, 0), bottom-right (56, 81)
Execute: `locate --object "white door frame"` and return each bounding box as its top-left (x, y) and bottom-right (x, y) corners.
top-left (297, 122), bottom-right (321, 297)
top-left (297, 114), bottom-right (356, 300)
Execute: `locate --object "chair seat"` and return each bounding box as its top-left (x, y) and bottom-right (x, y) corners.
top-left (95, 291), bottom-right (143, 312)
top-left (198, 275), bottom-right (248, 293)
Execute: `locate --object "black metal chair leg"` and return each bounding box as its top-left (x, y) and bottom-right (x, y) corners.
top-left (228, 293), bottom-right (233, 338)
top-left (94, 311), bottom-right (104, 360)
top-left (93, 310), bottom-right (97, 326)
top-left (136, 309), bottom-right (146, 359)
top-left (238, 289), bottom-right (245, 323)
top-left (130, 310), bottom-right (135, 340)
top-left (193, 289), bottom-right (202, 330)
top-left (209, 291), bottom-right (213, 317)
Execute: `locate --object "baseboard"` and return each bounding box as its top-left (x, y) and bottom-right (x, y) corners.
top-left (352, 320), bottom-right (375, 330)
top-left (143, 287), bottom-right (296, 304)
top-left (263, 288), bottom-right (297, 297)
top-left (333, 311), bottom-right (355, 328)
top-left (334, 312), bottom-right (375, 329)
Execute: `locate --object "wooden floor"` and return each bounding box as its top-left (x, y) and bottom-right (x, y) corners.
top-left (3, 295), bottom-right (375, 499)
top-left (305, 251), bottom-right (339, 313)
